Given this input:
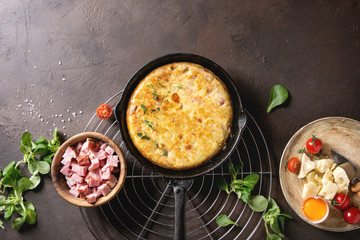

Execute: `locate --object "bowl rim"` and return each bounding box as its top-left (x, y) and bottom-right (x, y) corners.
top-left (51, 132), bottom-right (127, 207)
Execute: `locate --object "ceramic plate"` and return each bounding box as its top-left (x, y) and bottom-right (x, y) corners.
top-left (279, 117), bottom-right (360, 231)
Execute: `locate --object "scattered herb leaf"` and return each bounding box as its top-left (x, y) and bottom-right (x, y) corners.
top-left (137, 133), bottom-right (143, 137)
top-left (266, 84), bottom-right (289, 113)
top-left (0, 129), bottom-right (60, 230)
top-left (141, 135), bottom-right (150, 140)
top-left (162, 151), bottom-right (168, 156)
top-left (216, 214), bottom-right (238, 227)
top-left (140, 104), bottom-right (147, 114)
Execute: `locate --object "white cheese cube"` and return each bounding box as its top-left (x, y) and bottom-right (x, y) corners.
top-left (315, 159), bottom-right (334, 173)
top-left (318, 181), bottom-right (338, 200)
top-left (302, 182), bottom-right (321, 199)
top-left (298, 153), bottom-right (316, 179)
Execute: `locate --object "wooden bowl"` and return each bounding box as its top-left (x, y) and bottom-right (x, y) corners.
top-left (51, 132), bottom-right (127, 207)
top-left (279, 117), bottom-right (360, 231)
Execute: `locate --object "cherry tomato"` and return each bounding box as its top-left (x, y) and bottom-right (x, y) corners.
top-left (96, 104), bottom-right (112, 119)
top-left (332, 193), bottom-right (350, 210)
top-left (306, 136), bottom-right (323, 154)
top-left (343, 207), bottom-right (360, 224)
top-left (287, 157), bottom-right (301, 173)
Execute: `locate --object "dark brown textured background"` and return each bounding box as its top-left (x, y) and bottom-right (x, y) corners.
top-left (0, 0), bottom-right (360, 239)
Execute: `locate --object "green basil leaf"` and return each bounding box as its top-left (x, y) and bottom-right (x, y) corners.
top-left (34, 143), bottom-right (48, 156)
top-left (11, 215), bottom-right (25, 230)
top-left (239, 187), bottom-right (251, 203)
top-left (4, 204), bottom-right (15, 221)
top-left (228, 162), bottom-right (236, 179)
top-left (42, 154), bottom-right (54, 166)
top-left (278, 216), bottom-right (285, 232)
top-left (243, 174), bottom-right (259, 189)
top-left (0, 220), bottom-right (4, 229)
top-left (216, 177), bottom-right (229, 194)
top-left (35, 137), bottom-right (48, 145)
top-left (0, 195), bottom-right (9, 205)
top-left (267, 198), bottom-right (280, 213)
top-left (278, 212), bottom-right (293, 219)
top-left (36, 161), bottom-right (50, 174)
top-left (24, 202), bottom-right (35, 211)
top-left (269, 217), bottom-right (284, 237)
top-left (216, 214), bottom-right (238, 227)
top-left (266, 84), bottom-right (289, 113)
top-left (28, 158), bottom-right (38, 175)
top-left (15, 204), bottom-right (25, 216)
top-left (16, 177), bottom-right (32, 194)
top-left (3, 161), bottom-right (16, 176)
top-left (20, 132), bottom-right (32, 153)
top-left (248, 195), bottom-right (268, 212)
top-left (29, 174), bottom-right (41, 190)
top-left (266, 232), bottom-right (281, 240)
top-left (25, 208), bottom-right (37, 224)
top-left (0, 169), bottom-right (2, 178)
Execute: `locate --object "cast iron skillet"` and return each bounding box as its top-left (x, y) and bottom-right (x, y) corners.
top-left (115, 53), bottom-right (247, 240)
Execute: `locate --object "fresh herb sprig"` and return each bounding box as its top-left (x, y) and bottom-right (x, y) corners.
top-left (216, 162), bottom-right (291, 240)
top-left (263, 198), bottom-right (292, 240)
top-left (216, 162), bottom-right (268, 211)
top-left (0, 129), bottom-right (60, 230)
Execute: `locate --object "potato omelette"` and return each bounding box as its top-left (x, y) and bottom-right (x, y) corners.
top-left (126, 62), bottom-right (233, 170)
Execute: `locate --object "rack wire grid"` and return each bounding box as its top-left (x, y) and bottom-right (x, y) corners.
top-left (80, 90), bottom-right (272, 240)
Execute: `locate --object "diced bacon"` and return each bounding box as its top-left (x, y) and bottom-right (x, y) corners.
top-left (101, 163), bottom-right (114, 173)
top-left (85, 170), bottom-right (102, 187)
top-left (219, 98), bottom-right (225, 105)
top-left (92, 187), bottom-right (102, 198)
top-left (105, 146), bottom-right (115, 156)
top-left (63, 139), bottom-right (119, 203)
top-left (80, 140), bottom-right (90, 154)
top-left (87, 138), bottom-right (100, 151)
top-left (61, 157), bottom-right (72, 167)
top-left (75, 142), bottom-right (83, 152)
top-left (89, 158), bottom-right (100, 171)
top-left (106, 174), bottom-right (118, 188)
top-left (97, 150), bottom-right (107, 160)
top-left (88, 150), bottom-right (97, 160)
top-left (71, 173), bottom-right (84, 183)
top-left (60, 165), bottom-right (71, 176)
top-left (65, 176), bottom-right (76, 188)
top-left (71, 163), bottom-right (88, 177)
top-left (100, 167), bottom-right (111, 180)
top-left (107, 155), bottom-right (119, 167)
top-left (100, 142), bottom-right (107, 151)
top-left (78, 151), bottom-right (87, 157)
top-left (86, 193), bottom-right (97, 204)
top-left (76, 155), bottom-right (90, 166)
top-left (129, 105), bottom-right (137, 115)
top-left (77, 183), bottom-right (91, 196)
top-left (98, 183), bottom-right (111, 196)
top-left (99, 159), bottom-right (106, 167)
top-left (69, 187), bottom-right (80, 197)
top-left (65, 146), bottom-right (77, 158)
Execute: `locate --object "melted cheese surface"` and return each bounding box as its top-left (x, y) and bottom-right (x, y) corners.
top-left (126, 62), bottom-right (233, 169)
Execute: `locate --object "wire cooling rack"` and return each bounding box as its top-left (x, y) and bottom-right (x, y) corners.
top-left (79, 90), bottom-right (272, 240)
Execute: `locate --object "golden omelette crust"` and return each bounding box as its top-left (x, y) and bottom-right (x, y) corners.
top-left (126, 62), bottom-right (233, 170)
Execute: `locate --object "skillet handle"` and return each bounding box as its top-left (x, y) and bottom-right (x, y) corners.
top-left (173, 185), bottom-right (186, 240)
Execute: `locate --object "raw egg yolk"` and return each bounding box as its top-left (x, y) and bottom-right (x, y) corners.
top-left (302, 197), bottom-right (328, 222)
